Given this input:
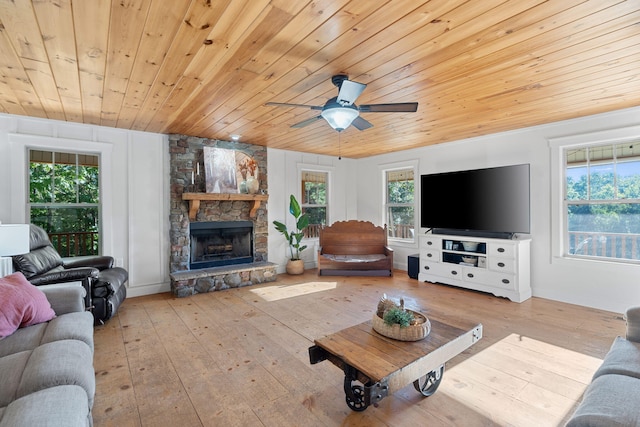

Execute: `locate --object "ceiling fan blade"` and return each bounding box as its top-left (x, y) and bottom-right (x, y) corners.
top-left (336, 80), bottom-right (366, 105)
top-left (359, 102), bottom-right (418, 113)
top-left (291, 115), bottom-right (323, 128)
top-left (351, 116), bottom-right (373, 131)
top-left (266, 102), bottom-right (322, 110)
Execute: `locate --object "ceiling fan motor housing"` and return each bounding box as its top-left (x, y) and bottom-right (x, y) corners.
top-left (331, 74), bottom-right (349, 88)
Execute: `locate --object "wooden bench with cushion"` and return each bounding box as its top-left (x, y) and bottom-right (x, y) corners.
top-left (318, 220), bottom-right (393, 276)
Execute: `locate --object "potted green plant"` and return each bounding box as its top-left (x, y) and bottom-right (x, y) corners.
top-left (273, 194), bottom-right (310, 274)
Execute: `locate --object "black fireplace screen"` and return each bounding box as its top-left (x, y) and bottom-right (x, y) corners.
top-left (190, 221), bottom-right (253, 269)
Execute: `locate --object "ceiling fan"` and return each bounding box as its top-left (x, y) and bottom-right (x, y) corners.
top-left (266, 74), bottom-right (418, 132)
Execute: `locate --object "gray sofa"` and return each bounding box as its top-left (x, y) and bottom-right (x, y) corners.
top-left (0, 285), bottom-right (95, 427)
top-left (566, 306), bottom-right (640, 426)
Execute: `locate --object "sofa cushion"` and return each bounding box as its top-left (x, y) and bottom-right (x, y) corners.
top-left (0, 273), bottom-right (56, 339)
top-left (321, 254), bottom-right (388, 263)
top-left (11, 245), bottom-right (63, 279)
top-left (17, 340), bottom-right (95, 407)
top-left (566, 374), bottom-right (640, 427)
top-left (0, 385), bottom-right (90, 427)
top-left (41, 312), bottom-right (94, 352)
top-left (0, 323), bottom-right (47, 358)
top-left (0, 351), bottom-right (31, 408)
top-left (0, 311), bottom-right (92, 359)
top-left (592, 336), bottom-right (640, 380)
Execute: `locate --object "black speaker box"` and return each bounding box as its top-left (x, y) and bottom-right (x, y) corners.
top-left (408, 254), bottom-right (419, 279)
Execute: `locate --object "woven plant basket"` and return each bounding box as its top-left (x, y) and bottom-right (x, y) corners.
top-left (372, 310), bottom-right (431, 341)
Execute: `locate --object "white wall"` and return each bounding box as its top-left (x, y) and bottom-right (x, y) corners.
top-left (0, 113), bottom-right (170, 297)
top-left (266, 148), bottom-right (358, 273)
top-left (356, 106), bottom-right (640, 314)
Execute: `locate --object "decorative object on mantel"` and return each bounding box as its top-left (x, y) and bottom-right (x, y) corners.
top-left (237, 153), bottom-right (260, 194)
top-left (372, 294), bottom-right (430, 341)
top-left (273, 195), bottom-right (309, 275)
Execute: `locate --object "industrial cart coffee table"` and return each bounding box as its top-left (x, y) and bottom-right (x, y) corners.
top-left (308, 316), bottom-right (483, 411)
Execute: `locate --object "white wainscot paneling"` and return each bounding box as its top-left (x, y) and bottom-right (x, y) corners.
top-left (127, 136), bottom-right (169, 294)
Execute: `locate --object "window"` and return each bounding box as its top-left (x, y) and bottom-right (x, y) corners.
top-left (29, 149), bottom-right (101, 257)
top-left (564, 142), bottom-right (640, 262)
top-left (385, 168), bottom-right (415, 241)
top-left (300, 170), bottom-right (327, 238)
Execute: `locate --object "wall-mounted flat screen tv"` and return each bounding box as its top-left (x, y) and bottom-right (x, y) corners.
top-left (420, 164), bottom-right (530, 238)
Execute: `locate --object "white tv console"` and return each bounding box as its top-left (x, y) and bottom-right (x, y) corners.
top-left (418, 234), bottom-right (531, 303)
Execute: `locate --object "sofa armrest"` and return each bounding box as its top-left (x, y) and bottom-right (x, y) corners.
top-left (40, 284), bottom-right (86, 315)
top-left (63, 255), bottom-right (114, 270)
top-left (28, 267), bottom-right (99, 286)
top-left (626, 306), bottom-right (640, 342)
top-left (383, 245), bottom-right (394, 255)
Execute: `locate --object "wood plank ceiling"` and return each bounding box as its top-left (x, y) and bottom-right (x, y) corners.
top-left (0, 0), bottom-right (638, 159)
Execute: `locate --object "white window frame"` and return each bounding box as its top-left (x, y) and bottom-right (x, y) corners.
top-left (381, 160), bottom-right (418, 244)
top-left (8, 133), bottom-right (114, 256)
top-left (549, 125), bottom-right (640, 265)
top-left (297, 164), bottom-right (334, 241)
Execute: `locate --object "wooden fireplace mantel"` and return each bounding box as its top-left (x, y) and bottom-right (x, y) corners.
top-left (182, 192), bottom-right (268, 220)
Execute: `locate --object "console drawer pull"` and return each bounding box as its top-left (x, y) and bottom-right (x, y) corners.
top-left (467, 273), bottom-right (474, 278)
top-left (427, 253), bottom-right (432, 258)
top-left (497, 247), bottom-right (505, 253)
top-left (451, 270), bottom-right (458, 275)
top-left (497, 262), bottom-right (505, 268)
top-left (427, 241), bottom-right (433, 246)
top-left (424, 266), bottom-right (430, 270)
top-left (502, 279), bottom-right (510, 284)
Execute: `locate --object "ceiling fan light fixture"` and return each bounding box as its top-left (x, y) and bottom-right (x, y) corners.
top-left (321, 107), bottom-right (359, 131)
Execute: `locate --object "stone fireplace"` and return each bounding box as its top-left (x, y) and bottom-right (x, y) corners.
top-left (168, 135), bottom-right (276, 297)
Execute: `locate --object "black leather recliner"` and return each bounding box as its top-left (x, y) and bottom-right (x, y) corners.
top-left (12, 224), bottom-right (128, 325)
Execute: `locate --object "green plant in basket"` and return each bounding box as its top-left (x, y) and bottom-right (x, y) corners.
top-left (383, 307), bottom-right (415, 328)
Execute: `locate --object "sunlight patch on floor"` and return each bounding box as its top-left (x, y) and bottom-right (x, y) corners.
top-left (436, 333), bottom-right (603, 427)
top-left (250, 281), bottom-right (338, 301)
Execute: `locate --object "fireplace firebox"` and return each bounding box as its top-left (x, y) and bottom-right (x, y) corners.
top-left (190, 221), bottom-right (253, 269)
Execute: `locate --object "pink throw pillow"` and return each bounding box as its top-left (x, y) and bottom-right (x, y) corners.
top-left (0, 272), bottom-right (56, 339)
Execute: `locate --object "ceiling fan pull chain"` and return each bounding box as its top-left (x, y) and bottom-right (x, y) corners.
top-left (338, 132), bottom-right (342, 160)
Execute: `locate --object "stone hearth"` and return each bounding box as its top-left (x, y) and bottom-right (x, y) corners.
top-left (170, 262), bottom-right (276, 297)
top-left (168, 135), bottom-right (276, 297)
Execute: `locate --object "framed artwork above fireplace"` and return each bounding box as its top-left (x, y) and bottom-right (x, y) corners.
top-left (203, 147), bottom-right (260, 194)
top-left (204, 147), bottom-right (237, 193)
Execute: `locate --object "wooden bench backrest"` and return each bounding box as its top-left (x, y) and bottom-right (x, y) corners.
top-left (319, 220), bottom-right (388, 255)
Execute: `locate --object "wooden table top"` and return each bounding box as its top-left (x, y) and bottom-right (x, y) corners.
top-left (314, 316), bottom-right (482, 386)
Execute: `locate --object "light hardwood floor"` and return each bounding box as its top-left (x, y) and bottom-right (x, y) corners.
top-left (93, 270), bottom-right (626, 427)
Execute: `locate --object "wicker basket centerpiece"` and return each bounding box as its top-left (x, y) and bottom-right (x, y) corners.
top-left (372, 295), bottom-right (431, 341)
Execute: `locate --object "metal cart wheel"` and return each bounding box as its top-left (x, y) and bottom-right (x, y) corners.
top-left (413, 364), bottom-right (445, 396)
top-left (344, 378), bottom-right (369, 411)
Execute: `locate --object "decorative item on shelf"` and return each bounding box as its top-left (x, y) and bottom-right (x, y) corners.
top-left (372, 294), bottom-right (430, 341)
top-left (237, 154), bottom-right (260, 194)
top-left (461, 256), bottom-right (478, 266)
top-left (462, 242), bottom-right (479, 252)
top-left (273, 194), bottom-right (309, 275)
top-left (0, 223), bottom-right (30, 277)
top-left (193, 159), bottom-right (205, 192)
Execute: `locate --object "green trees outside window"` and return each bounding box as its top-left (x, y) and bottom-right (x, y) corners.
top-left (565, 143), bottom-right (640, 261)
top-left (386, 169), bottom-right (415, 240)
top-left (29, 150), bottom-right (100, 257)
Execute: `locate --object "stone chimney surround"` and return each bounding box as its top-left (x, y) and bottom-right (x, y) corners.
top-left (168, 135), bottom-right (276, 297)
